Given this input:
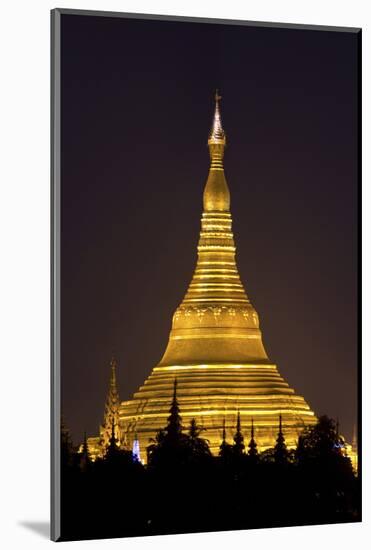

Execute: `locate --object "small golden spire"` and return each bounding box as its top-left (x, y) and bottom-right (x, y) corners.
top-left (209, 89), bottom-right (226, 144)
top-left (203, 90), bottom-right (229, 210)
top-left (110, 356), bottom-right (117, 388)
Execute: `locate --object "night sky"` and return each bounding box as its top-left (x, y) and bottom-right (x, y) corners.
top-left (60, 13), bottom-right (359, 446)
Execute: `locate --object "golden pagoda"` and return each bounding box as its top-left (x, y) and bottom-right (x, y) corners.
top-left (117, 92), bottom-right (317, 459)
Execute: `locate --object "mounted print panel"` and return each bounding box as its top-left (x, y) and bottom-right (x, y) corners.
top-left (51, 8), bottom-right (361, 542)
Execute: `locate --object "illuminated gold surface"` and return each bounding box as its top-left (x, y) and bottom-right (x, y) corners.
top-left (84, 96), bottom-right (315, 463)
top-left (97, 94), bottom-right (319, 463)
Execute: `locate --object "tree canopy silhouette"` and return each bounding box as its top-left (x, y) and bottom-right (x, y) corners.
top-left (59, 409), bottom-right (359, 541)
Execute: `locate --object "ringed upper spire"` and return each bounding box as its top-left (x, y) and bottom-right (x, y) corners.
top-left (208, 90), bottom-right (226, 144)
top-left (204, 90), bottom-right (230, 210)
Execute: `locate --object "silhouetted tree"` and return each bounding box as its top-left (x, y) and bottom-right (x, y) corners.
top-left (260, 448), bottom-right (275, 463)
top-left (59, 408), bottom-right (360, 541)
top-left (188, 418), bottom-right (211, 459)
top-left (61, 416), bottom-right (76, 469)
top-left (296, 415), bottom-right (348, 464)
top-left (147, 429), bottom-right (166, 463)
top-left (295, 415), bottom-right (357, 522)
top-left (79, 431), bottom-right (92, 471)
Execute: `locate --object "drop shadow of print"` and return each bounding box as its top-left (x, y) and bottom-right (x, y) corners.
top-left (18, 521), bottom-right (50, 539)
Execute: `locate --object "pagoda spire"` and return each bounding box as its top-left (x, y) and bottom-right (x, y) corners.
top-left (100, 357), bottom-right (121, 454)
top-left (166, 378), bottom-right (182, 440)
top-left (233, 411), bottom-right (245, 455)
top-left (274, 414), bottom-right (288, 465)
top-left (209, 90), bottom-right (226, 144)
top-left (248, 418), bottom-right (258, 459)
top-left (203, 90), bottom-right (230, 211)
top-left (158, 92), bottom-right (269, 367)
top-left (158, 92), bottom-right (269, 369)
top-left (110, 356), bottom-right (117, 388)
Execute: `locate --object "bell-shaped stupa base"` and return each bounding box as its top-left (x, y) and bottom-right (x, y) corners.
top-left (119, 362), bottom-right (316, 461)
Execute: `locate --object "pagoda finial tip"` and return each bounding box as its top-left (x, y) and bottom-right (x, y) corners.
top-left (209, 89), bottom-right (225, 143)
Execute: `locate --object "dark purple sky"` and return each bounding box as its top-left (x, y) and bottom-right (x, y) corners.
top-left (60, 13), bottom-right (359, 446)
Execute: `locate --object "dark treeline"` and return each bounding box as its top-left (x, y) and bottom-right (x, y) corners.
top-left (60, 384), bottom-right (360, 541)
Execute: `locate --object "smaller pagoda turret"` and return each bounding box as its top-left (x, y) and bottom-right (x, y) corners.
top-left (99, 357), bottom-right (122, 454)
